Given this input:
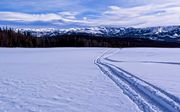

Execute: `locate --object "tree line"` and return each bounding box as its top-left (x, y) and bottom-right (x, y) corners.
top-left (0, 28), bottom-right (180, 48)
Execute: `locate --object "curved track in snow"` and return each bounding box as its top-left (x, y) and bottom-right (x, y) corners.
top-left (95, 49), bottom-right (180, 112)
top-left (105, 58), bottom-right (180, 66)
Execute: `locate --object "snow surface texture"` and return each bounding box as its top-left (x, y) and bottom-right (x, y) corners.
top-left (96, 48), bottom-right (180, 112)
top-left (0, 48), bottom-right (139, 112)
top-left (0, 48), bottom-right (179, 112)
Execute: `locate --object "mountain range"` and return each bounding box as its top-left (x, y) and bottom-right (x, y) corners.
top-left (17, 26), bottom-right (180, 43)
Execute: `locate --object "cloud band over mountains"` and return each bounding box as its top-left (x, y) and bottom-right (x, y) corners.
top-left (0, 0), bottom-right (180, 28)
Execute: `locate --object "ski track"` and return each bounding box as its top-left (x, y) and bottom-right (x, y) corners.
top-left (105, 58), bottom-right (180, 66)
top-left (95, 49), bottom-right (180, 112)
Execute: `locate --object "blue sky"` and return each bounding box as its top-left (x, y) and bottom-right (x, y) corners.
top-left (0, 0), bottom-right (180, 28)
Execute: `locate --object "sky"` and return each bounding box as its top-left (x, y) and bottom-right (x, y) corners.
top-left (0, 0), bottom-right (180, 28)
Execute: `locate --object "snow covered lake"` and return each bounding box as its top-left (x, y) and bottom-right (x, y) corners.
top-left (0, 48), bottom-right (179, 112)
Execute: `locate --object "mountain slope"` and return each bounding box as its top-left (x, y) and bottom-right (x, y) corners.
top-left (17, 26), bottom-right (180, 42)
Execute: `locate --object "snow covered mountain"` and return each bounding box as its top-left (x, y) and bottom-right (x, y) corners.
top-left (17, 26), bottom-right (180, 42)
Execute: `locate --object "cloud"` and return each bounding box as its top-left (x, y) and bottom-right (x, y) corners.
top-left (83, 3), bottom-right (180, 27)
top-left (0, 0), bottom-right (180, 28)
top-left (0, 12), bottom-right (89, 24)
top-left (0, 12), bottom-right (62, 22)
top-left (0, 0), bottom-right (84, 13)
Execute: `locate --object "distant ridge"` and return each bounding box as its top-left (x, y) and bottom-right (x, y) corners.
top-left (17, 26), bottom-right (180, 43)
top-left (0, 26), bottom-right (180, 47)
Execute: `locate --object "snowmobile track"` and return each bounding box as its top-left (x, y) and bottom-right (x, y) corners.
top-left (95, 49), bottom-right (180, 112)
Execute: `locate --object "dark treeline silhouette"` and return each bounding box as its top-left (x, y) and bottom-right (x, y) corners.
top-left (0, 28), bottom-right (180, 48)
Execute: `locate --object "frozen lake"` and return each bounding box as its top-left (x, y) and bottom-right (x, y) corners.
top-left (0, 48), bottom-right (179, 112)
